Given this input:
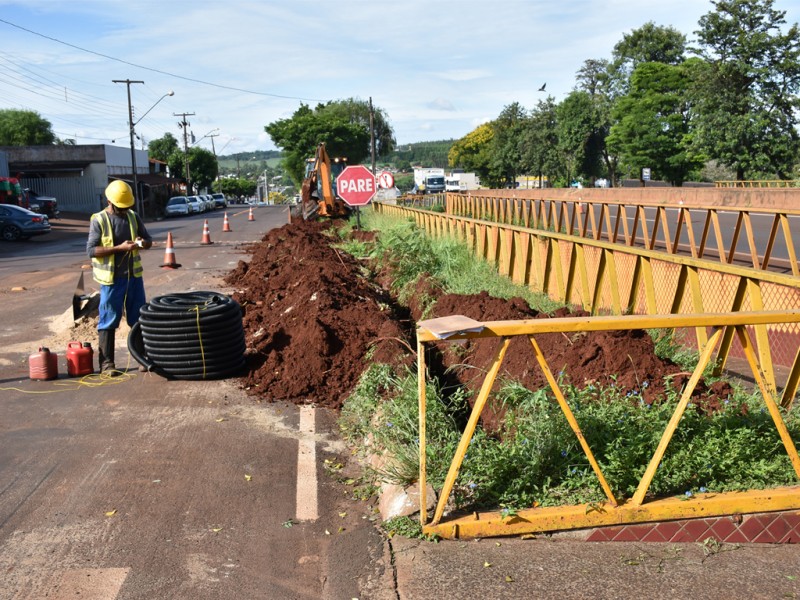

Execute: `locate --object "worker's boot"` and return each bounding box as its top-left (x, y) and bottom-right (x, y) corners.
top-left (98, 329), bottom-right (118, 377)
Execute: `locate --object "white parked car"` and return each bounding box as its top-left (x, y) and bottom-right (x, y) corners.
top-left (201, 194), bottom-right (215, 212)
top-left (165, 196), bottom-right (190, 217)
top-left (186, 196), bottom-right (204, 214)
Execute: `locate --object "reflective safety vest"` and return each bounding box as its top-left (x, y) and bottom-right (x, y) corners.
top-left (91, 209), bottom-right (143, 285)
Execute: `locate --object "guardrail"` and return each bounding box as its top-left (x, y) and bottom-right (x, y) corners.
top-left (374, 202), bottom-right (800, 391)
top-left (445, 190), bottom-right (800, 276)
top-left (416, 311), bottom-right (800, 539)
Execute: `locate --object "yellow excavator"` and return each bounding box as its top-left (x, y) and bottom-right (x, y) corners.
top-left (299, 143), bottom-right (350, 220)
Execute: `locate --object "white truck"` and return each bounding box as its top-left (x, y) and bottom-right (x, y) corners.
top-left (445, 172), bottom-right (480, 192)
top-left (413, 167), bottom-right (446, 194)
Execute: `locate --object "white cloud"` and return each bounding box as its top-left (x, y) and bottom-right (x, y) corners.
top-left (426, 98), bottom-right (457, 112)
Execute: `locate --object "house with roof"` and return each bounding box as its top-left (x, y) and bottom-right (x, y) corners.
top-left (0, 144), bottom-right (181, 216)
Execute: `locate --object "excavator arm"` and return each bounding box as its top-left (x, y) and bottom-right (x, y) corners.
top-left (300, 143), bottom-right (349, 220)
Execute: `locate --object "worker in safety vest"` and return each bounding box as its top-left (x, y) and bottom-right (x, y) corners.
top-left (86, 180), bottom-right (153, 375)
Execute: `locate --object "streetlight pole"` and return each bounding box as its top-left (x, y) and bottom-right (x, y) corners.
top-left (113, 80), bottom-right (173, 216)
top-left (113, 79), bottom-right (143, 213)
top-left (174, 112), bottom-right (195, 194)
top-left (208, 133), bottom-right (220, 192)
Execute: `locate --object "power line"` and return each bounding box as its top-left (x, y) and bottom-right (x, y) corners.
top-left (0, 18), bottom-right (324, 103)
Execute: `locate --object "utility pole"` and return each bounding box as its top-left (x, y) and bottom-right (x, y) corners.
top-left (113, 79), bottom-right (144, 214)
top-left (174, 112), bottom-right (195, 194)
top-left (208, 133), bottom-right (220, 192)
top-left (369, 97), bottom-right (376, 175)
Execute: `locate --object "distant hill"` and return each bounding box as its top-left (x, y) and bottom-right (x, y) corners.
top-left (220, 150), bottom-right (283, 162)
top-left (218, 140), bottom-right (456, 176)
top-left (388, 140), bottom-right (453, 169)
top-left (218, 150), bottom-right (283, 175)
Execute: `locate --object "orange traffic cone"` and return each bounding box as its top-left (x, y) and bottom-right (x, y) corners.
top-left (200, 220), bottom-right (214, 245)
top-left (248, 206), bottom-right (255, 221)
top-left (160, 232), bottom-right (181, 269)
top-left (222, 212), bottom-right (232, 232)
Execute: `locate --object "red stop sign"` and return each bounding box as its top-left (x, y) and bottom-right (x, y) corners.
top-left (336, 165), bottom-right (376, 206)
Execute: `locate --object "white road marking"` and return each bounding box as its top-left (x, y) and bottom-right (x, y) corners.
top-left (296, 406), bottom-right (318, 521)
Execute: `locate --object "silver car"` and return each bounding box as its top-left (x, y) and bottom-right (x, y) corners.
top-left (165, 196), bottom-right (190, 217)
top-left (187, 196), bottom-right (204, 214)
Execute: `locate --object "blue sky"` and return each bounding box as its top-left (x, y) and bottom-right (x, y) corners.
top-left (0, 0), bottom-right (796, 156)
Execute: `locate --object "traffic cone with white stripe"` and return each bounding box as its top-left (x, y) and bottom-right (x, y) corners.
top-left (248, 206), bottom-right (255, 221)
top-left (200, 220), bottom-right (213, 245)
top-left (160, 232), bottom-right (181, 269)
top-left (222, 212), bottom-right (232, 232)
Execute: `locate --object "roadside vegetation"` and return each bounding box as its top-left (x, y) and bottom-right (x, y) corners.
top-left (336, 210), bottom-right (800, 517)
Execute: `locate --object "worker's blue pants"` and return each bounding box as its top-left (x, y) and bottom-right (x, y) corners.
top-left (97, 276), bottom-right (146, 330)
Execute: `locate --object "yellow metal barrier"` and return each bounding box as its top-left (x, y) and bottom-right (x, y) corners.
top-left (375, 203), bottom-right (800, 389)
top-left (446, 190), bottom-right (800, 276)
top-left (416, 311), bottom-right (800, 539)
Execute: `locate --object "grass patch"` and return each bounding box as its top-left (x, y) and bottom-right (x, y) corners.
top-left (337, 210), bottom-right (563, 315)
top-left (344, 368), bottom-right (800, 513)
top-left (335, 207), bottom-right (800, 528)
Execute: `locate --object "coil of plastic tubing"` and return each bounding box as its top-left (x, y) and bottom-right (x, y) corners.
top-left (128, 291), bottom-right (246, 380)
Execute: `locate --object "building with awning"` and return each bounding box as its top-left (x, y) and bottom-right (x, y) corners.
top-left (0, 144), bottom-right (181, 216)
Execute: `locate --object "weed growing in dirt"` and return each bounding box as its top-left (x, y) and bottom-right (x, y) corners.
top-left (341, 363), bottom-right (465, 488)
top-left (382, 516), bottom-right (439, 541)
top-left (343, 365), bottom-right (800, 512)
top-left (339, 211), bottom-right (562, 314)
top-left (335, 209), bottom-right (800, 518)
top-left (461, 381), bottom-right (800, 508)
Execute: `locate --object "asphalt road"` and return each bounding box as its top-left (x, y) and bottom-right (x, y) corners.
top-left (0, 206), bottom-right (393, 600)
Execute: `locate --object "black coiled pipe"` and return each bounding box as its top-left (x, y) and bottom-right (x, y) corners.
top-left (128, 291), bottom-right (246, 380)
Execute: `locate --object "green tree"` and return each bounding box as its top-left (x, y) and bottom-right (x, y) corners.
top-left (576, 59), bottom-right (620, 185)
top-left (265, 99), bottom-right (394, 185)
top-left (519, 98), bottom-right (560, 188)
top-left (613, 22), bottom-right (688, 71)
top-left (0, 109), bottom-right (56, 145)
top-left (148, 133), bottom-right (185, 183)
top-left (556, 91), bottom-right (603, 186)
top-left (187, 147), bottom-right (219, 191)
top-left (608, 61), bottom-right (704, 186)
top-left (489, 102), bottom-right (528, 187)
top-left (692, 0), bottom-right (800, 179)
top-left (148, 132), bottom-right (180, 162)
top-left (317, 98), bottom-right (395, 157)
top-left (448, 123), bottom-right (494, 184)
top-left (214, 177), bottom-right (256, 201)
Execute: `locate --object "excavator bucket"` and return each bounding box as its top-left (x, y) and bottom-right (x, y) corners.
top-left (72, 271), bottom-right (100, 321)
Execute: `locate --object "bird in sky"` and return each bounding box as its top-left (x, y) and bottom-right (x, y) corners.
top-left (538, 83), bottom-right (546, 92)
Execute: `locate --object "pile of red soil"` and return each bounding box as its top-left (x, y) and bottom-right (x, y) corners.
top-left (415, 288), bottom-right (732, 430)
top-left (225, 220), bottom-right (732, 418)
top-left (224, 220), bottom-right (409, 409)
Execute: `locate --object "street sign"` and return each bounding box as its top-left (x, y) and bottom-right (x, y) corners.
top-left (642, 167), bottom-right (651, 181)
top-left (377, 171), bottom-right (395, 189)
top-left (337, 165), bottom-right (376, 206)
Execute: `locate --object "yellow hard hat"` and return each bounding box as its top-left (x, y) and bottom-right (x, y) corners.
top-left (106, 180), bottom-right (134, 208)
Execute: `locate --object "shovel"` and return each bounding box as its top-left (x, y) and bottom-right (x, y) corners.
top-left (72, 271), bottom-right (100, 321)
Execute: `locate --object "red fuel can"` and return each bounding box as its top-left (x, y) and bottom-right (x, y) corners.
top-left (66, 341), bottom-right (94, 376)
top-left (29, 347), bottom-right (58, 380)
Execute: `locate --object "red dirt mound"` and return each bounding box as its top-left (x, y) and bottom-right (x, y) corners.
top-left (224, 220), bottom-right (732, 419)
top-left (224, 220), bottom-right (408, 409)
top-left (424, 291), bottom-right (732, 430)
